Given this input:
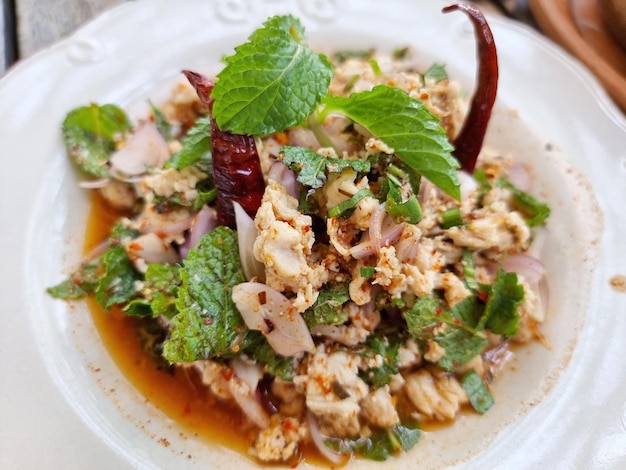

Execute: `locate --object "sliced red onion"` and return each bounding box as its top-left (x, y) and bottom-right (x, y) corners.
top-left (227, 374), bottom-right (270, 430)
top-left (232, 282), bottom-right (315, 356)
top-left (234, 202), bottom-right (265, 281)
top-left (525, 226), bottom-right (549, 259)
top-left (395, 234), bottom-right (419, 263)
top-left (306, 411), bottom-right (344, 464)
top-left (350, 206), bottom-right (406, 260)
top-left (288, 127), bottom-right (320, 149)
top-left (126, 232), bottom-right (180, 265)
top-left (140, 215), bottom-right (194, 237)
top-left (78, 178), bottom-right (110, 189)
top-left (230, 358), bottom-right (264, 394)
top-left (110, 121), bottom-right (170, 176)
top-left (507, 163), bottom-right (531, 191)
top-left (458, 170), bottom-right (479, 200)
top-left (268, 162), bottom-right (299, 200)
top-left (501, 253), bottom-right (545, 285)
top-left (369, 202), bottom-right (386, 254)
top-left (179, 206), bottom-right (218, 258)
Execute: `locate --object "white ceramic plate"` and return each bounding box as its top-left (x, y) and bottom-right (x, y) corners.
top-left (1, 1), bottom-right (626, 469)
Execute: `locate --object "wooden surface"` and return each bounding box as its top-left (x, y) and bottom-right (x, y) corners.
top-left (529, 0), bottom-right (626, 112)
top-left (1, 0), bottom-right (129, 75)
top-left (1, 0), bottom-right (535, 77)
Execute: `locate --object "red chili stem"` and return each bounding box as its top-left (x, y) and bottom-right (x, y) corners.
top-left (183, 70), bottom-right (266, 227)
top-left (442, 4), bottom-right (498, 174)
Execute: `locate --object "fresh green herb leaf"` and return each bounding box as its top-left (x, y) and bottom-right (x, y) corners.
top-left (326, 422), bottom-right (420, 461)
top-left (46, 259), bottom-right (101, 300)
top-left (357, 333), bottom-right (403, 388)
top-left (62, 104), bottom-right (132, 178)
top-left (461, 370), bottom-right (494, 414)
top-left (404, 295), bottom-right (488, 371)
top-left (211, 15), bottom-right (333, 135)
top-left (95, 244), bottom-right (141, 310)
top-left (423, 63), bottom-right (448, 83)
top-left (132, 263), bottom-right (181, 318)
top-left (320, 85), bottom-right (460, 199)
top-left (303, 282), bottom-right (351, 329)
top-left (385, 172), bottom-right (422, 224)
top-left (461, 249), bottom-right (479, 290)
top-left (435, 326), bottom-right (489, 371)
top-left (162, 227), bottom-right (251, 362)
top-left (246, 331), bottom-right (296, 381)
top-left (280, 145), bottom-right (370, 189)
top-left (478, 268), bottom-right (524, 337)
top-left (328, 188), bottom-right (375, 218)
top-left (149, 101), bottom-right (172, 141)
top-left (498, 178), bottom-right (551, 227)
top-left (166, 116), bottom-right (211, 170)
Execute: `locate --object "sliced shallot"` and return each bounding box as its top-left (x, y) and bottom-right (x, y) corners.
top-left (306, 411), bottom-right (344, 464)
top-left (350, 204), bottom-right (406, 260)
top-left (179, 205), bottom-right (218, 258)
top-left (126, 232), bottom-right (180, 266)
top-left (110, 121), bottom-right (170, 176)
top-left (501, 253), bottom-right (545, 285)
top-left (232, 282), bottom-right (314, 356)
top-left (268, 161), bottom-right (299, 200)
top-left (227, 374), bottom-right (271, 430)
top-left (233, 202), bottom-right (265, 281)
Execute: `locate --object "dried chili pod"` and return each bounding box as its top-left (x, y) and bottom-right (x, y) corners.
top-left (183, 70), bottom-right (266, 227)
top-left (442, 3), bottom-right (498, 173)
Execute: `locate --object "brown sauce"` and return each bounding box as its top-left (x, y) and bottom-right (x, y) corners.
top-left (84, 193), bottom-right (256, 457)
top-left (83, 192), bottom-right (511, 466)
top-left (84, 193), bottom-right (327, 466)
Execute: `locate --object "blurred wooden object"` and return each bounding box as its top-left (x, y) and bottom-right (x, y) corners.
top-left (529, 0), bottom-right (626, 112)
top-left (15, 0), bottom-right (127, 59)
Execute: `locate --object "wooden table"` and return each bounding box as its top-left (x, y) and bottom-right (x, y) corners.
top-left (1, 0), bottom-right (535, 77)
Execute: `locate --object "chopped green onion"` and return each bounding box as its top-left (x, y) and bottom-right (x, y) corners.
top-left (328, 188), bottom-right (375, 218)
top-left (438, 207), bottom-right (464, 229)
top-left (461, 371), bottom-right (494, 414)
top-left (497, 178), bottom-right (551, 227)
top-left (360, 266), bottom-right (376, 278)
top-left (462, 250), bottom-right (479, 290)
top-left (343, 74), bottom-right (361, 93)
top-left (385, 172), bottom-right (422, 224)
top-left (369, 58), bottom-right (382, 76)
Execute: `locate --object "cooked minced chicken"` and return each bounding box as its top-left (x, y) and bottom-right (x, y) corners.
top-left (51, 36), bottom-right (550, 464)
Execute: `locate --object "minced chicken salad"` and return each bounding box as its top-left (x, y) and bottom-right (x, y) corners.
top-left (49, 8), bottom-right (551, 465)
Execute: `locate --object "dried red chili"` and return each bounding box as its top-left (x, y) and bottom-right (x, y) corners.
top-left (442, 3), bottom-right (498, 174)
top-left (183, 70), bottom-right (266, 227)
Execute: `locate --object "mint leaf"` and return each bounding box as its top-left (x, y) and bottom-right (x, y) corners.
top-left (280, 145), bottom-right (370, 189)
top-left (326, 422), bottom-right (420, 461)
top-left (434, 327), bottom-right (489, 371)
top-left (357, 333), bottom-right (403, 388)
top-left (478, 268), bottom-right (524, 337)
top-left (321, 85), bottom-right (460, 199)
top-left (62, 104), bottom-right (132, 178)
top-left (461, 371), bottom-right (494, 414)
top-left (211, 15), bottom-right (333, 135)
top-left (423, 63), bottom-right (448, 84)
top-left (125, 263), bottom-right (181, 318)
top-left (303, 282), bottom-right (351, 329)
top-left (95, 244), bottom-right (141, 310)
top-left (162, 227), bottom-right (251, 362)
top-left (149, 101), bottom-right (172, 141)
top-left (47, 260), bottom-right (100, 300)
top-left (246, 332), bottom-right (296, 381)
top-left (165, 116), bottom-right (212, 170)
top-left (403, 295), bottom-right (488, 371)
